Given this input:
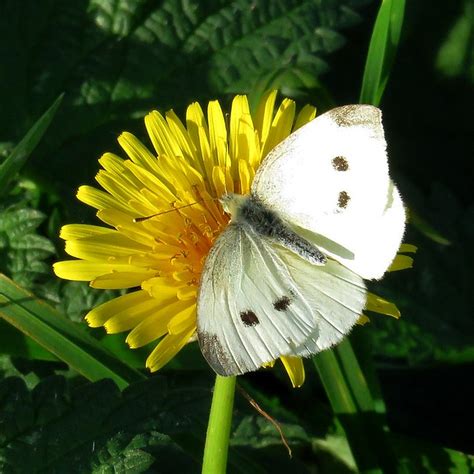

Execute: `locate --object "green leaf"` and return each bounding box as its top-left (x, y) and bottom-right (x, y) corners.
top-left (313, 348), bottom-right (387, 473)
top-left (0, 208), bottom-right (55, 289)
top-left (0, 376), bottom-right (204, 473)
top-left (0, 0), bottom-right (374, 194)
top-left (55, 281), bottom-right (120, 323)
top-left (392, 434), bottom-right (474, 473)
top-left (359, 0), bottom-right (406, 105)
top-left (230, 416), bottom-right (316, 474)
top-left (0, 319), bottom-right (56, 361)
top-left (0, 274), bottom-right (145, 389)
top-left (435, 0), bottom-right (474, 83)
top-left (409, 208), bottom-right (451, 246)
top-left (371, 185), bottom-right (474, 366)
top-left (0, 94), bottom-right (63, 198)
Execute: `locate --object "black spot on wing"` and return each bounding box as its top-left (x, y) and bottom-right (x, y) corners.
top-left (338, 191), bottom-right (350, 209)
top-left (274, 296), bottom-right (291, 311)
top-left (240, 310), bottom-right (259, 326)
top-left (332, 156), bottom-right (349, 171)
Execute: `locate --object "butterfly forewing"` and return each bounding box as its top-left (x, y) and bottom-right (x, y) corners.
top-left (252, 105), bottom-right (405, 280)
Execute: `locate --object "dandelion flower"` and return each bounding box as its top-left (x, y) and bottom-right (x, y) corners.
top-left (54, 92), bottom-right (413, 388)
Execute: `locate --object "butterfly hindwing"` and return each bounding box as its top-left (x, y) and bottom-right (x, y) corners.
top-left (197, 223), bottom-right (366, 376)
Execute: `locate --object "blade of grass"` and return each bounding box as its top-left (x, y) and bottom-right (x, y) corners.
top-left (0, 319), bottom-right (57, 360)
top-left (0, 274), bottom-right (145, 389)
top-left (359, 0), bottom-right (406, 106)
top-left (0, 93), bottom-right (64, 198)
top-left (409, 208), bottom-right (451, 245)
top-left (313, 350), bottom-right (383, 474)
top-left (335, 338), bottom-right (375, 413)
top-left (335, 338), bottom-right (403, 471)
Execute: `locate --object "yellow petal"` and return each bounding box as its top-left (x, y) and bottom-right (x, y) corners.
top-left (126, 298), bottom-right (190, 348)
top-left (398, 243), bottom-right (417, 253)
top-left (118, 131), bottom-right (161, 174)
top-left (96, 209), bottom-right (157, 247)
top-left (65, 232), bottom-right (150, 261)
top-left (167, 304), bottom-right (196, 335)
top-left (95, 170), bottom-right (153, 212)
top-left (59, 224), bottom-right (113, 240)
top-left (280, 356), bottom-right (305, 388)
top-left (53, 261), bottom-right (144, 281)
top-left (91, 270), bottom-right (157, 289)
top-left (85, 290), bottom-right (151, 327)
top-left (254, 90), bottom-right (278, 147)
top-left (294, 104), bottom-right (316, 131)
top-left (212, 166), bottom-right (227, 198)
top-left (141, 276), bottom-right (182, 299)
top-left (229, 95), bottom-right (259, 168)
top-left (146, 325), bottom-right (196, 372)
top-left (105, 296), bottom-right (169, 333)
top-left (366, 292), bottom-right (401, 319)
top-left (98, 152), bottom-right (126, 174)
top-left (177, 285), bottom-right (197, 301)
top-left (186, 102), bottom-right (208, 168)
top-left (238, 159), bottom-right (253, 195)
top-left (145, 110), bottom-right (182, 159)
top-left (357, 314), bottom-right (371, 325)
top-left (262, 98), bottom-right (296, 158)
top-left (123, 160), bottom-right (176, 204)
top-left (76, 185), bottom-right (131, 214)
top-left (208, 100), bottom-right (228, 169)
top-left (388, 254), bottom-right (414, 272)
top-left (165, 110), bottom-right (198, 162)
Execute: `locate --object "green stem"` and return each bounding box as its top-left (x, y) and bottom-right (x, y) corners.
top-left (313, 350), bottom-right (383, 474)
top-left (202, 375), bottom-right (236, 474)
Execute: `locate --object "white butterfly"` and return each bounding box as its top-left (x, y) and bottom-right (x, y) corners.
top-left (197, 105), bottom-right (405, 376)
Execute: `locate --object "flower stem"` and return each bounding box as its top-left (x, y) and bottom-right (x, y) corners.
top-left (202, 375), bottom-right (236, 474)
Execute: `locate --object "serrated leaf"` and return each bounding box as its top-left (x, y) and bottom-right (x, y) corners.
top-left (0, 208), bottom-right (56, 289)
top-left (0, 0), bottom-right (374, 194)
top-left (392, 434), bottom-right (474, 473)
top-left (0, 208), bottom-right (46, 236)
top-left (0, 376), bottom-right (202, 473)
top-left (55, 281), bottom-right (120, 323)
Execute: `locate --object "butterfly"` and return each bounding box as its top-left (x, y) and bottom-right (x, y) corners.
top-left (197, 105), bottom-right (405, 376)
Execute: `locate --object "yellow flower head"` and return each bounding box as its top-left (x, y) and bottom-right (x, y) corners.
top-left (54, 91), bottom-right (412, 388)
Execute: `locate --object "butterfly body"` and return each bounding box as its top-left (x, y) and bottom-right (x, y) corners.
top-left (221, 193), bottom-right (327, 266)
top-left (197, 105), bottom-right (405, 376)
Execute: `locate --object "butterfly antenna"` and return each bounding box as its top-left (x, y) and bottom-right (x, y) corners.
top-left (133, 199), bottom-right (205, 223)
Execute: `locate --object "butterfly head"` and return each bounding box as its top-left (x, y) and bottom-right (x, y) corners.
top-left (219, 193), bottom-right (247, 220)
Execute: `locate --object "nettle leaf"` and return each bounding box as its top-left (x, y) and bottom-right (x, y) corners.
top-left (0, 373), bottom-right (321, 474)
top-left (0, 376), bottom-right (204, 473)
top-left (0, 208), bottom-right (55, 288)
top-left (0, 0), bottom-right (372, 194)
top-left (230, 415), bottom-right (315, 473)
top-left (54, 281), bottom-right (119, 323)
